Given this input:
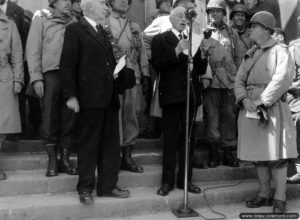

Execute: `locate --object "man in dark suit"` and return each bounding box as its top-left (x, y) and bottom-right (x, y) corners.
top-left (60, 0), bottom-right (130, 205)
top-left (151, 6), bottom-right (208, 196)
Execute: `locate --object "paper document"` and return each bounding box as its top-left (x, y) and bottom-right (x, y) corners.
top-left (183, 32), bottom-right (203, 57)
top-left (246, 111), bottom-right (259, 119)
top-left (113, 55), bottom-right (126, 79)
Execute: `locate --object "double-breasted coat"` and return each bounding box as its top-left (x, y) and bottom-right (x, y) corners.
top-left (234, 38), bottom-right (298, 161)
top-left (0, 13), bottom-right (24, 133)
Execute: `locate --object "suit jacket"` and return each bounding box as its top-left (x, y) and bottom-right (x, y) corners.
top-left (151, 30), bottom-right (208, 107)
top-left (6, 1), bottom-right (25, 48)
top-left (60, 17), bottom-right (119, 110)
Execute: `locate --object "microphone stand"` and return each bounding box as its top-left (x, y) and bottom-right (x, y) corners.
top-left (172, 16), bottom-right (199, 218)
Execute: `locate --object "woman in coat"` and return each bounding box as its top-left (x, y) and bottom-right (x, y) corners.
top-left (234, 11), bottom-right (298, 213)
top-left (0, 9), bottom-right (24, 180)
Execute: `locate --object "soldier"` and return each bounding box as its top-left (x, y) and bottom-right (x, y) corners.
top-left (0, 7), bottom-right (24, 180)
top-left (26, 0), bottom-right (77, 177)
top-left (106, 0), bottom-right (150, 173)
top-left (234, 11), bottom-right (297, 213)
top-left (201, 0), bottom-right (242, 168)
top-left (230, 3), bottom-right (252, 66)
top-left (286, 36), bottom-right (300, 184)
top-left (146, 0), bottom-right (172, 26)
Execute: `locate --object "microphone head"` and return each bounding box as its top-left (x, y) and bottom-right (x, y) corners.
top-left (186, 8), bottom-right (197, 20)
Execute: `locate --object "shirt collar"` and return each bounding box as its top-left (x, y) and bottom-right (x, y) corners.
top-left (171, 28), bottom-right (187, 39)
top-left (84, 16), bottom-right (98, 30)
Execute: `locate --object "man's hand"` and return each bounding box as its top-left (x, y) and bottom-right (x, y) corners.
top-left (201, 79), bottom-right (211, 90)
top-left (130, 22), bottom-right (141, 35)
top-left (242, 98), bottom-right (256, 112)
top-left (175, 39), bottom-right (189, 56)
top-left (66, 96), bottom-right (80, 113)
top-left (13, 82), bottom-right (22, 94)
top-left (33, 80), bottom-right (44, 98)
top-left (252, 98), bottom-right (263, 108)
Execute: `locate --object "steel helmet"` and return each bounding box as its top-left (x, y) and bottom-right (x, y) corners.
top-left (206, 0), bottom-right (227, 15)
top-left (156, 0), bottom-right (172, 9)
top-left (250, 11), bottom-right (276, 31)
top-left (230, 4), bottom-right (248, 20)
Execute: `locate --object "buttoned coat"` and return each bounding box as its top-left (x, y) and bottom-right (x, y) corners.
top-left (234, 38), bottom-right (298, 161)
top-left (60, 17), bottom-right (118, 110)
top-left (0, 13), bottom-right (24, 133)
top-left (151, 30), bottom-right (208, 107)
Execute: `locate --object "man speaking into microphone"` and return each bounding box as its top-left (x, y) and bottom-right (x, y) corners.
top-left (151, 6), bottom-right (208, 196)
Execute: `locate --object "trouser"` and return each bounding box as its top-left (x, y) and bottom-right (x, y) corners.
top-left (290, 111), bottom-right (300, 172)
top-left (0, 134), bottom-right (6, 149)
top-left (119, 84), bottom-right (142, 147)
top-left (255, 160), bottom-right (288, 201)
top-left (76, 105), bottom-right (120, 194)
top-left (19, 62), bottom-right (41, 134)
top-left (203, 88), bottom-right (237, 147)
top-left (161, 102), bottom-right (196, 186)
top-left (39, 70), bottom-right (77, 149)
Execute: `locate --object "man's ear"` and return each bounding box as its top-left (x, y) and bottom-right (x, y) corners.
top-left (169, 15), bottom-right (174, 25)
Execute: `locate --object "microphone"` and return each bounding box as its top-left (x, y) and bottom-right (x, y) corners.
top-left (186, 8), bottom-right (197, 20)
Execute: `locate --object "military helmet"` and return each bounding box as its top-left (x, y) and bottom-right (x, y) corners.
top-left (206, 0), bottom-right (227, 15)
top-left (230, 4), bottom-right (247, 20)
top-left (250, 11), bottom-right (276, 31)
top-left (156, 0), bottom-right (172, 9)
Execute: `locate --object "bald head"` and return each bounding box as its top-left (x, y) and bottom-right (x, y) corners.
top-left (170, 6), bottom-right (187, 32)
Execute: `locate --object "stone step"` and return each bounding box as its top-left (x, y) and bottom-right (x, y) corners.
top-left (0, 151), bottom-right (162, 171)
top-left (0, 181), bottom-right (299, 220)
top-left (0, 164), bottom-right (256, 196)
top-left (86, 198), bottom-right (300, 220)
top-left (1, 138), bottom-right (162, 153)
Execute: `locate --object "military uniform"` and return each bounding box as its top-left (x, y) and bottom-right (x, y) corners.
top-left (203, 22), bottom-right (242, 153)
top-left (287, 38), bottom-right (300, 177)
top-left (106, 11), bottom-right (149, 173)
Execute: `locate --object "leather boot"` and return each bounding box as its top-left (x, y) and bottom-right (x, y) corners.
top-left (121, 146), bottom-right (144, 173)
top-left (223, 147), bottom-right (239, 167)
top-left (208, 143), bottom-right (219, 168)
top-left (58, 147), bottom-right (78, 175)
top-left (0, 168), bottom-right (7, 180)
top-left (45, 144), bottom-right (58, 177)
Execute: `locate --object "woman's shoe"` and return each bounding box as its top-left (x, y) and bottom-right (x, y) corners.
top-left (246, 196), bottom-right (273, 208)
top-left (273, 199), bottom-right (286, 213)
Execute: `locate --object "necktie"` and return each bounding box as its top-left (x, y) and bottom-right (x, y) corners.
top-left (96, 24), bottom-right (108, 46)
top-left (179, 33), bottom-right (183, 40)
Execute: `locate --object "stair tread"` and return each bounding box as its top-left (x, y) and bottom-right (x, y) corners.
top-left (0, 180), bottom-right (258, 208)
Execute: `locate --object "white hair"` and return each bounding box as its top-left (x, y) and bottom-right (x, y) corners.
top-left (80, 0), bottom-right (96, 15)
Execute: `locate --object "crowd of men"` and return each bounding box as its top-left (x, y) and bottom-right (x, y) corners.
top-left (0, 0), bottom-right (299, 214)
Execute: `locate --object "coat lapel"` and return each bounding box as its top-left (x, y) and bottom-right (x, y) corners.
top-left (165, 30), bottom-right (179, 48)
top-left (80, 17), bottom-right (107, 50)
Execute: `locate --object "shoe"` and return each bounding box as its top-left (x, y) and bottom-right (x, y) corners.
top-left (45, 144), bottom-right (58, 177)
top-left (0, 169), bottom-right (7, 180)
top-left (287, 173), bottom-right (300, 184)
top-left (79, 192), bottom-right (93, 205)
top-left (246, 196), bottom-right (273, 208)
top-left (223, 148), bottom-right (239, 167)
top-left (121, 146), bottom-right (144, 173)
top-left (98, 187), bottom-right (130, 198)
top-left (157, 184), bottom-right (174, 196)
top-left (58, 147), bottom-right (78, 175)
top-left (192, 154), bottom-right (208, 169)
top-left (273, 199), bottom-right (286, 213)
top-left (178, 183), bottom-right (201, 194)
